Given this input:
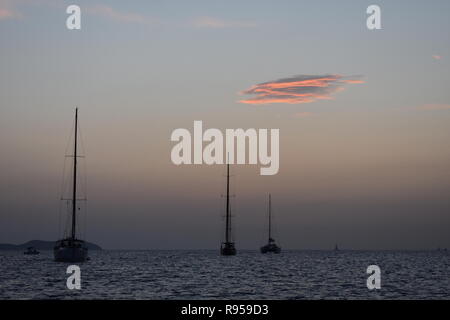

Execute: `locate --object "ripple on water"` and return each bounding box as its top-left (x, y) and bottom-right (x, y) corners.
top-left (0, 250), bottom-right (449, 299)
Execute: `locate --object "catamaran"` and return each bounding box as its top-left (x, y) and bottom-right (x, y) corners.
top-left (260, 194), bottom-right (281, 254)
top-left (54, 108), bottom-right (89, 262)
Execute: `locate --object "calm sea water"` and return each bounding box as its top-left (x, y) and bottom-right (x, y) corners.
top-left (0, 250), bottom-right (449, 299)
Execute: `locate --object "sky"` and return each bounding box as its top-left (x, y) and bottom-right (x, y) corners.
top-left (1, 0), bottom-right (450, 250)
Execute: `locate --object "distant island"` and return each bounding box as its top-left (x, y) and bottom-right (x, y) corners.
top-left (0, 240), bottom-right (102, 251)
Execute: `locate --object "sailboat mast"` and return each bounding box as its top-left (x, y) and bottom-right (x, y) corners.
top-left (71, 108), bottom-right (78, 240)
top-left (225, 163), bottom-right (230, 243)
top-left (268, 194), bottom-right (272, 240)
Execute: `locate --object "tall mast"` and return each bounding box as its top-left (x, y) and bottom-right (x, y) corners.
top-left (71, 108), bottom-right (78, 240)
top-left (225, 162), bottom-right (230, 243)
top-left (268, 194), bottom-right (272, 241)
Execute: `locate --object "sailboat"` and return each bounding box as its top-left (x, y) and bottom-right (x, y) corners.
top-left (54, 108), bottom-right (89, 263)
top-left (260, 194), bottom-right (281, 254)
top-left (220, 163), bottom-right (236, 256)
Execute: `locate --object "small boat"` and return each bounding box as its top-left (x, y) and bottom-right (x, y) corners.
top-left (260, 194), bottom-right (281, 254)
top-left (24, 247), bottom-right (40, 255)
top-left (54, 108), bottom-right (88, 263)
top-left (220, 162), bottom-right (236, 256)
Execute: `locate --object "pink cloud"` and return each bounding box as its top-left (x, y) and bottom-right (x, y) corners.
top-left (86, 5), bottom-right (151, 24)
top-left (0, 2), bottom-right (154, 24)
top-left (239, 74), bottom-right (364, 105)
top-left (0, 8), bottom-right (14, 19)
top-left (417, 104), bottom-right (450, 111)
top-left (0, 0), bottom-right (22, 20)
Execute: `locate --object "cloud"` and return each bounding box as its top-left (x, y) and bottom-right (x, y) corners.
top-left (193, 16), bottom-right (256, 28)
top-left (0, 2), bottom-right (156, 24)
top-left (432, 55), bottom-right (442, 60)
top-left (239, 74), bottom-right (364, 105)
top-left (86, 5), bottom-right (151, 24)
top-left (0, 8), bottom-right (14, 19)
top-left (417, 104), bottom-right (450, 111)
top-left (0, 0), bottom-right (22, 20)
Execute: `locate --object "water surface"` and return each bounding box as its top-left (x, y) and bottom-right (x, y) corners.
top-left (0, 250), bottom-right (448, 299)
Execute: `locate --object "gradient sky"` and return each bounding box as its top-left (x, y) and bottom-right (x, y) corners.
top-left (1, 0), bottom-right (450, 249)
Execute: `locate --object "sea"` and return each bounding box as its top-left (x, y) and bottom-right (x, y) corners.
top-left (0, 250), bottom-right (449, 299)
